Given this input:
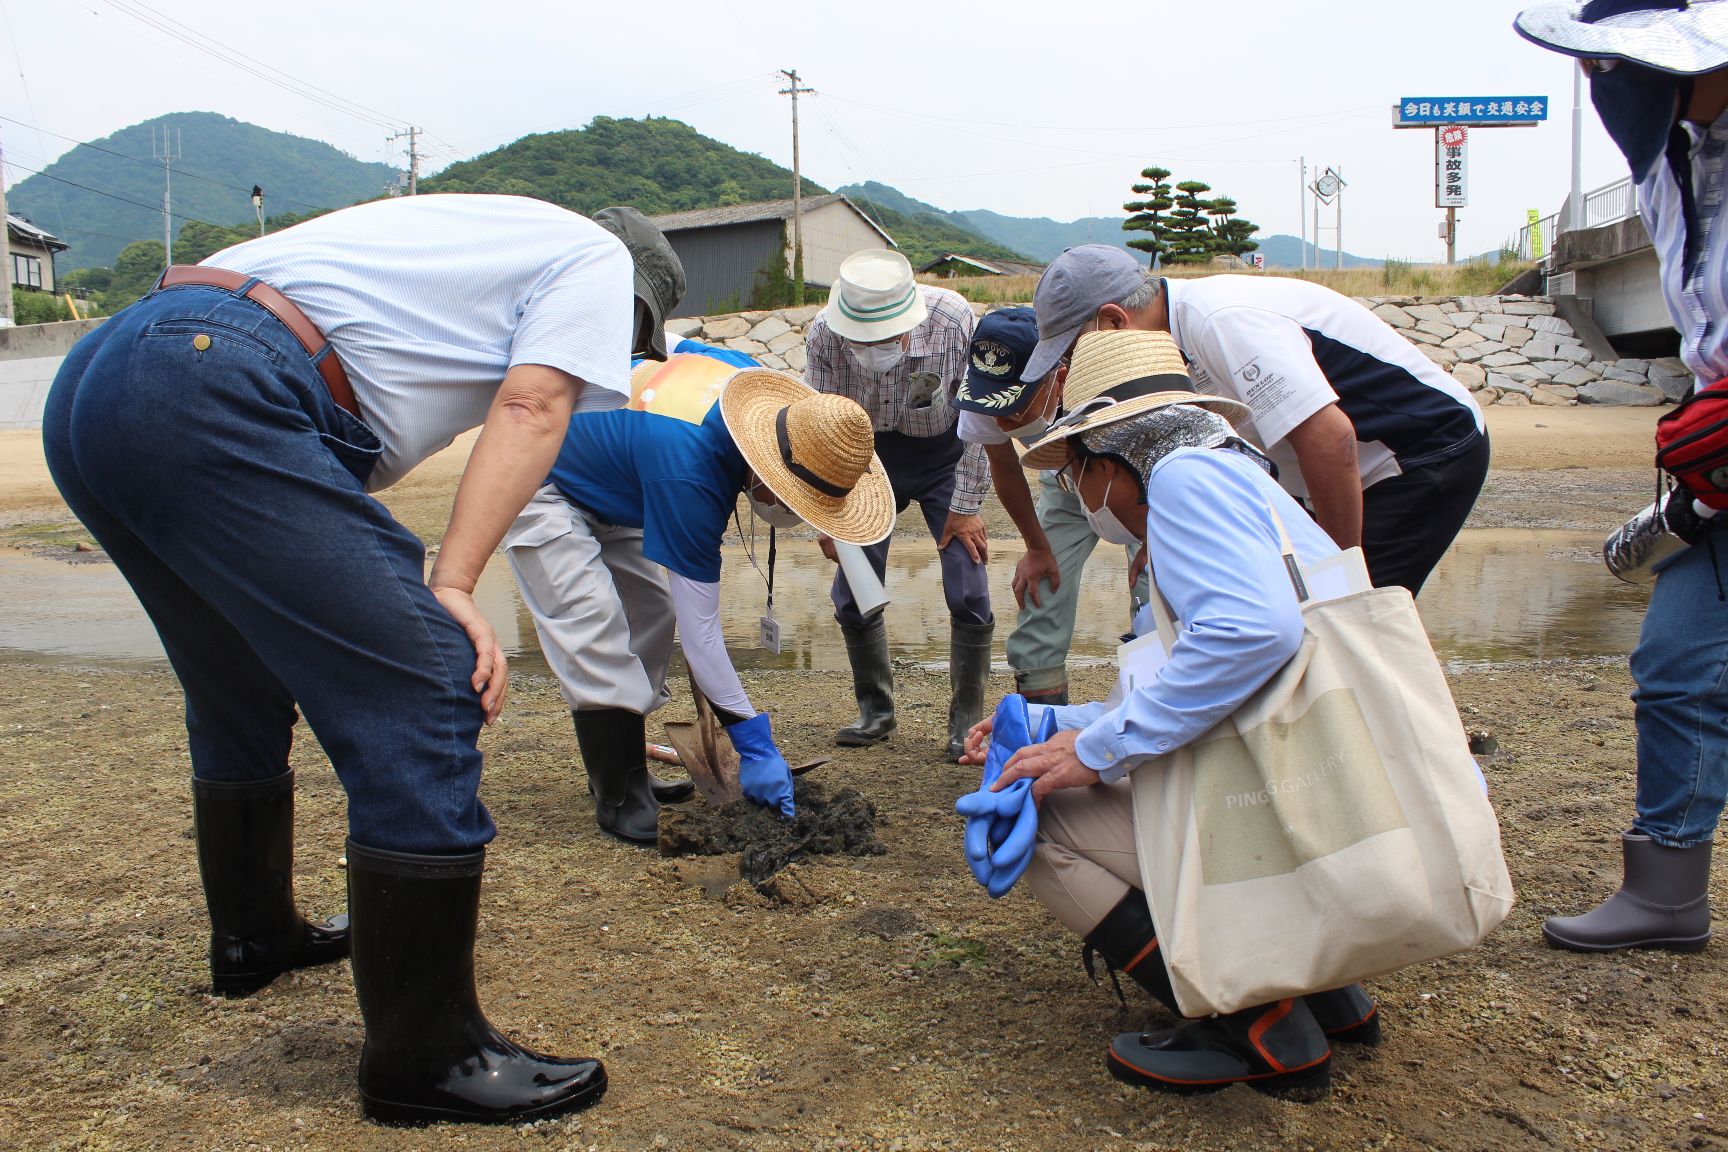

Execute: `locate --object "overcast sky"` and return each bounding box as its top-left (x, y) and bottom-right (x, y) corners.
top-left (1, 0), bottom-right (1626, 262)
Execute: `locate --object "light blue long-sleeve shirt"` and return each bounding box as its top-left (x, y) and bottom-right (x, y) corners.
top-left (1040, 445), bottom-right (1344, 783)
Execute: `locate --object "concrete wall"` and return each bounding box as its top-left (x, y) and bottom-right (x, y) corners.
top-left (791, 200), bottom-right (891, 290)
top-left (1579, 247), bottom-right (1671, 338)
top-left (0, 318), bottom-right (105, 430)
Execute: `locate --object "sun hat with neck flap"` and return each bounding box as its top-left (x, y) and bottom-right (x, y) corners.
top-left (823, 249), bottom-right (928, 344)
top-left (720, 368), bottom-right (896, 545)
top-left (1019, 329), bottom-right (1249, 471)
top-left (1515, 0), bottom-right (1728, 74)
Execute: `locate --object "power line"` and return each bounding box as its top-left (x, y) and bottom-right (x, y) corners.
top-left (2, 158), bottom-right (209, 223)
top-left (820, 95), bottom-right (1388, 136)
top-left (72, 2), bottom-right (393, 157)
top-left (95, 0), bottom-right (407, 129)
top-left (0, 114), bottom-right (331, 212)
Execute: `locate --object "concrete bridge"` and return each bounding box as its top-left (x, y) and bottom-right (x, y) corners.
top-left (1517, 179), bottom-right (1672, 358)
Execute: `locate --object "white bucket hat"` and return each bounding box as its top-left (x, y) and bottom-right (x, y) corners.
top-left (823, 249), bottom-right (928, 343)
top-left (1515, 0), bottom-right (1728, 74)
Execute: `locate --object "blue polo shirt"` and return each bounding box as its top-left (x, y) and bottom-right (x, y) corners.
top-left (545, 340), bottom-right (753, 582)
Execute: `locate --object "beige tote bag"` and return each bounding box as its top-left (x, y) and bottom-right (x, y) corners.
top-left (1131, 517), bottom-right (1514, 1017)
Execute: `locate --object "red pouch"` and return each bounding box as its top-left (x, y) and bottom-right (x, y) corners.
top-left (1656, 377), bottom-right (1728, 511)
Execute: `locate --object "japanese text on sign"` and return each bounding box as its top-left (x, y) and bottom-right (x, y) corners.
top-left (1397, 97), bottom-right (1548, 126)
top-left (1436, 126), bottom-right (1467, 208)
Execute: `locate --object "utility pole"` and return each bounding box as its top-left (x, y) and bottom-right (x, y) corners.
top-left (390, 127), bottom-right (421, 195)
top-left (778, 69), bottom-right (813, 306)
top-left (1569, 64), bottom-right (1584, 233)
top-left (1299, 156), bottom-right (1307, 272)
top-left (1, 128), bottom-right (13, 325)
top-left (154, 124), bottom-right (181, 269)
top-left (252, 186), bottom-right (266, 236)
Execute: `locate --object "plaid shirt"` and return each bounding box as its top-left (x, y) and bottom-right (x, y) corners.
top-left (804, 285), bottom-right (991, 514)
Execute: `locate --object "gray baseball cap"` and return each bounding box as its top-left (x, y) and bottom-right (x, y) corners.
top-left (1023, 244), bottom-right (1150, 381)
top-left (594, 206), bottom-right (687, 361)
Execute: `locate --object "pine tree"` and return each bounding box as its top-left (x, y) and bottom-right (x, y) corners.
top-left (1121, 167), bottom-right (1173, 266)
top-left (1164, 181), bottom-right (1216, 265)
top-left (1122, 168), bottom-right (1260, 264)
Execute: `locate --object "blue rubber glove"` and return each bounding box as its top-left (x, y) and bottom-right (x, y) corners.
top-left (725, 712), bottom-right (795, 820)
top-left (953, 694), bottom-right (1053, 898)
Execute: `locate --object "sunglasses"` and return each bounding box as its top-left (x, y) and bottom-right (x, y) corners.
top-left (1579, 57), bottom-right (1620, 75)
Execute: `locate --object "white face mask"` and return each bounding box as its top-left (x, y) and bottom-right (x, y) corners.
top-left (1080, 463), bottom-right (1142, 546)
top-left (1000, 376), bottom-right (1062, 441)
top-left (1004, 416), bottom-right (1050, 442)
top-left (748, 487), bottom-right (804, 530)
top-left (848, 340), bottom-right (905, 376)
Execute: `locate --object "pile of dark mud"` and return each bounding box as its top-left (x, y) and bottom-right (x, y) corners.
top-left (657, 778), bottom-right (887, 884)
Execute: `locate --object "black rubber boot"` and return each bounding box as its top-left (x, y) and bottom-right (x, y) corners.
top-left (346, 840), bottom-right (607, 1126)
top-left (572, 709), bottom-right (660, 844)
top-left (1081, 890), bottom-right (1180, 1014)
top-left (192, 770), bottom-right (348, 998)
top-left (946, 619), bottom-right (995, 760)
top-left (1543, 832), bottom-right (1713, 952)
top-left (836, 616), bottom-right (896, 747)
top-left (1108, 997), bottom-right (1332, 1101)
top-left (575, 713), bottom-right (692, 804)
top-left (1304, 984), bottom-right (1381, 1046)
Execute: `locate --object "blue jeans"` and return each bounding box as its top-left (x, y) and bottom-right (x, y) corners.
top-left (1630, 513), bottom-right (1728, 847)
top-left (42, 286), bottom-right (494, 853)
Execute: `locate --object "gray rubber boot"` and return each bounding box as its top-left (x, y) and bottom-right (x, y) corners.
top-left (1108, 997), bottom-right (1331, 1101)
top-left (836, 617), bottom-right (896, 747)
top-left (946, 619), bottom-right (995, 760)
top-left (1304, 984), bottom-right (1381, 1046)
top-left (1543, 832), bottom-right (1712, 953)
top-left (1014, 667), bottom-right (1069, 708)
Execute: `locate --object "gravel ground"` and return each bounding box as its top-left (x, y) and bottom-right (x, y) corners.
top-left (5, 404), bottom-right (1724, 1152)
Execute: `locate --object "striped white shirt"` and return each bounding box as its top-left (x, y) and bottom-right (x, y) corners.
top-left (204, 194), bottom-right (634, 490)
top-left (1642, 109), bottom-right (1728, 392)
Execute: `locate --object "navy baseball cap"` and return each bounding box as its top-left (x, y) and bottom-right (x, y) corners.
top-left (954, 307), bottom-right (1042, 416)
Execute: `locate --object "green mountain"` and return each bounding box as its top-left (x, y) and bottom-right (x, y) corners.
top-left (422, 116), bottom-right (826, 215)
top-left (956, 207), bottom-right (1140, 264)
top-left (837, 181), bottom-right (1033, 268)
top-left (7, 111), bottom-right (397, 272)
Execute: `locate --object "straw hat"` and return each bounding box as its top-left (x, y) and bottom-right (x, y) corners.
top-left (720, 368), bottom-right (896, 545)
top-left (823, 249), bottom-right (928, 343)
top-left (1019, 330), bottom-right (1250, 470)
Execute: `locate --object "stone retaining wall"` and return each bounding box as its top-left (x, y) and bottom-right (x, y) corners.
top-left (668, 294), bottom-right (1685, 408)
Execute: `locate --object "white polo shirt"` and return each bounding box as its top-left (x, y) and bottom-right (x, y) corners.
top-left (1164, 276), bottom-right (1483, 496)
top-left (204, 194), bottom-right (634, 490)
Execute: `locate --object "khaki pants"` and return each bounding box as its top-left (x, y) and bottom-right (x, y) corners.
top-left (1026, 777), bottom-right (1143, 936)
top-left (503, 485), bottom-right (675, 716)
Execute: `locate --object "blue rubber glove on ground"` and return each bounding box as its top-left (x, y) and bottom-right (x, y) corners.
top-left (725, 712), bottom-right (795, 820)
top-left (953, 694), bottom-right (1053, 898)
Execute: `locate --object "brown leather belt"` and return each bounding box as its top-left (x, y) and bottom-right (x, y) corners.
top-left (157, 265), bottom-right (358, 418)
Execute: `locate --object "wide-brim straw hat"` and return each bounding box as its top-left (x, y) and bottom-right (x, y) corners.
top-left (823, 249), bottom-right (928, 343)
top-left (720, 368), bottom-right (896, 545)
top-left (1020, 329), bottom-right (1250, 470)
top-left (1515, 0), bottom-right (1728, 74)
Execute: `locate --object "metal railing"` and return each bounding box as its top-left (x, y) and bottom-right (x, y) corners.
top-left (1515, 176), bottom-right (1639, 264)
